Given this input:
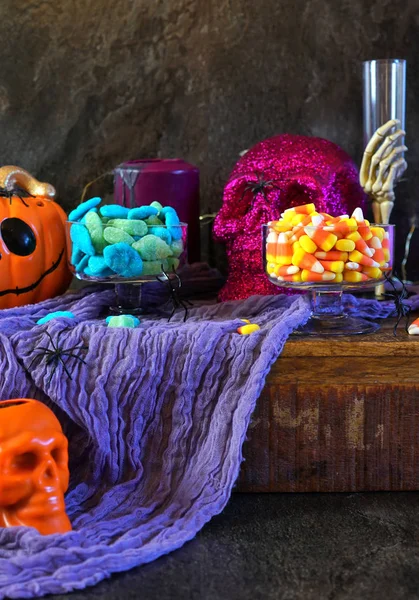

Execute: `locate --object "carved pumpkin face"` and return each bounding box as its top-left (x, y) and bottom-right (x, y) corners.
top-left (0, 196), bottom-right (72, 309)
top-left (0, 399), bottom-right (72, 535)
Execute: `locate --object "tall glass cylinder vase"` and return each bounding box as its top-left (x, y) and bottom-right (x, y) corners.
top-left (363, 59), bottom-right (406, 156)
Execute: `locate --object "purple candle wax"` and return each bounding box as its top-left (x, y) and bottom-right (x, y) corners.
top-left (114, 159), bottom-right (200, 263)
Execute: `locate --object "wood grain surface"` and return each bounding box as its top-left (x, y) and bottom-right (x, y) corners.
top-left (237, 315), bottom-right (419, 492)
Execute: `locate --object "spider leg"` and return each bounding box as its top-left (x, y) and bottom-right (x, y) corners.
top-left (393, 311), bottom-right (403, 337)
top-left (57, 354), bottom-right (73, 380)
top-left (32, 345), bottom-right (53, 353)
top-left (167, 305), bottom-right (176, 322)
top-left (27, 352), bottom-right (44, 371)
top-left (60, 352), bottom-right (87, 365)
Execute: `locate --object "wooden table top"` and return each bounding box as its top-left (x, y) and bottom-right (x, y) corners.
top-left (282, 314), bottom-right (419, 358)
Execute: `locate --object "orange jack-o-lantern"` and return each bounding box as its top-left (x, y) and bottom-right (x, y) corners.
top-left (0, 399), bottom-right (72, 535)
top-left (0, 166), bottom-right (72, 309)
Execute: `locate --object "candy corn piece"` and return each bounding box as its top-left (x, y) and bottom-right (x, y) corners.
top-left (301, 269), bottom-right (335, 282)
top-left (408, 318), bottom-right (419, 335)
top-left (343, 271), bottom-right (369, 283)
top-left (361, 266), bottom-right (383, 279)
top-left (367, 236), bottom-right (385, 265)
top-left (370, 226), bottom-right (385, 242)
top-left (345, 262), bottom-right (362, 271)
top-left (274, 265), bottom-right (300, 276)
top-left (277, 273), bottom-right (302, 282)
top-left (292, 248), bottom-right (324, 273)
top-left (238, 323), bottom-right (260, 335)
top-left (324, 217), bottom-right (357, 235)
top-left (266, 230), bottom-right (278, 263)
top-left (335, 239), bottom-right (355, 252)
top-left (348, 250), bottom-right (379, 268)
top-left (334, 273), bottom-right (343, 283)
top-left (382, 232), bottom-right (391, 262)
top-left (318, 260), bottom-right (344, 273)
top-left (351, 207), bottom-right (365, 223)
top-left (346, 231), bottom-right (374, 257)
top-left (299, 235), bottom-right (317, 254)
top-left (288, 224), bottom-right (307, 243)
top-left (283, 203), bottom-right (315, 215)
top-left (271, 221), bottom-right (292, 233)
top-left (358, 225), bottom-right (373, 241)
top-left (304, 227), bottom-right (337, 252)
top-left (276, 233), bottom-right (293, 265)
top-left (314, 250), bottom-right (348, 261)
top-left (290, 213), bottom-right (307, 226)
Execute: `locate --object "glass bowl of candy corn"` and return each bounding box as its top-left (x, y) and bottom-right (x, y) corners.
top-left (65, 198), bottom-right (187, 314)
top-left (263, 203), bottom-right (394, 335)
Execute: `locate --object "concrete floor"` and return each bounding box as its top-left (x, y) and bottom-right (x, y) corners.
top-left (49, 492), bottom-right (419, 600)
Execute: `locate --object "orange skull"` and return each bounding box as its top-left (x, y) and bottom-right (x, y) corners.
top-left (0, 399), bottom-right (72, 535)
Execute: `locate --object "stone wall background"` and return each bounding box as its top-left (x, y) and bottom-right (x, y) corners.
top-left (0, 0), bottom-right (418, 277)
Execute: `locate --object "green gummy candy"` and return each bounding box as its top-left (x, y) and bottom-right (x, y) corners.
top-left (170, 239), bottom-right (184, 258)
top-left (107, 315), bottom-right (140, 328)
top-left (85, 211), bottom-right (107, 253)
top-left (167, 257), bottom-right (180, 270)
top-left (103, 226), bottom-right (135, 245)
top-left (145, 215), bottom-right (164, 226)
top-left (150, 201), bottom-right (163, 212)
top-left (107, 218), bottom-right (147, 237)
top-left (132, 234), bottom-right (172, 261)
top-left (141, 260), bottom-right (166, 276)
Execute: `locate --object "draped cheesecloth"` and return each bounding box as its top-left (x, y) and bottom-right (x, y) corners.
top-left (0, 286), bottom-right (415, 598)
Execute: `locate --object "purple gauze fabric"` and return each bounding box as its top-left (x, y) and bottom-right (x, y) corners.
top-left (0, 286), bottom-right (416, 598)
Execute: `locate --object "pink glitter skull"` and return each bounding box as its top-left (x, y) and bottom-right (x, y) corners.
top-left (213, 134), bottom-right (367, 301)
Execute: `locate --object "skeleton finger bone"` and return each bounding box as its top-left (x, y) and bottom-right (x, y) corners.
top-left (372, 146), bottom-right (408, 194)
top-left (366, 132), bottom-right (407, 191)
top-left (360, 119), bottom-right (402, 188)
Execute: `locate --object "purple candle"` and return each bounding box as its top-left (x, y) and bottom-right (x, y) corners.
top-left (114, 159), bottom-right (200, 263)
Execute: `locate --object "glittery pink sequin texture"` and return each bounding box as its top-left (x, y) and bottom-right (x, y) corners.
top-left (213, 134), bottom-right (367, 301)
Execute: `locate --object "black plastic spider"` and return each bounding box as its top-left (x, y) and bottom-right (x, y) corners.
top-left (156, 266), bottom-right (193, 322)
top-left (240, 171), bottom-right (281, 210)
top-left (383, 272), bottom-right (411, 336)
top-left (0, 185), bottom-right (34, 207)
top-left (27, 329), bottom-right (88, 385)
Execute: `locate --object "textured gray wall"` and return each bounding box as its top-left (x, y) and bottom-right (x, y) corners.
top-left (0, 0), bottom-right (418, 275)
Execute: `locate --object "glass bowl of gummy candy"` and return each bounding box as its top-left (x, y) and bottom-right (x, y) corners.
top-left (262, 203), bottom-right (395, 336)
top-left (66, 197), bottom-right (187, 314)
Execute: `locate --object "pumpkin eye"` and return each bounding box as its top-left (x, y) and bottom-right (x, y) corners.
top-left (1, 218), bottom-right (36, 256)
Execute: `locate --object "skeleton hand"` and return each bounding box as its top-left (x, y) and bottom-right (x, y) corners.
top-left (359, 119), bottom-right (407, 224)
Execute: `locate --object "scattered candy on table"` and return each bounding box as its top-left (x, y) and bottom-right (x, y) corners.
top-left (106, 315), bottom-right (140, 328)
top-left (237, 323), bottom-right (260, 335)
top-left (408, 318), bottom-right (419, 335)
top-left (68, 198), bottom-right (185, 279)
top-left (37, 311), bottom-right (75, 325)
top-left (265, 204), bottom-right (392, 284)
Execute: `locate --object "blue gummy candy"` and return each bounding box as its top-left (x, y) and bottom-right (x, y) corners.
top-left (165, 211), bottom-right (182, 240)
top-left (84, 266), bottom-right (115, 278)
top-left (99, 205), bottom-right (130, 219)
top-left (149, 226), bottom-right (172, 246)
top-left (70, 223), bottom-right (95, 256)
top-left (160, 206), bottom-right (178, 218)
top-left (76, 254), bottom-right (90, 273)
top-left (37, 311), bottom-right (75, 325)
top-left (68, 197), bottom-right (101, 222)
top-left (103, 242), bottom-right (143, 277)
top-left (87, 255), bottom-right (115, 277)
top-left (71, 245), bottom-right (84, 267)
top-left (127, 206), bottom-right (159, 220)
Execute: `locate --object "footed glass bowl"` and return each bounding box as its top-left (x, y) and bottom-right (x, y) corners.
top-left (262, 222), bottom-right (395, 336)
top-left (66, 221), bottom-right (188, 314)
